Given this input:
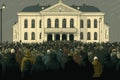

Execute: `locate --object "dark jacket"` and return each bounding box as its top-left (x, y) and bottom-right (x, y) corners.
top-left (64, 56), bottom-right (81, 80)
top-left (79, 55), bottom-right (94, 80)
top-left (2, 54), bottom-right (21, 80)
top-left (30, 55), bottom-right (47, 80)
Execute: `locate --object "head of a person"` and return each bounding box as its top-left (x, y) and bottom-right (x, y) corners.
top-left (93, 56), bottom-right (98, 61)
top-left (11, 48), bottom-right (15, 54)
top-left (47, 49), bottom-right (51, 54)
top-left (25, 49), bottom-right (31, 57)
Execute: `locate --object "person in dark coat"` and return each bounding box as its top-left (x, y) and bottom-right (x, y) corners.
top-left (101, 54), bottom-right (117, 80)
top-left (79, 52), bottom-right (94, 80)
top-left (46, 52), bottom-right (63, 80)
top-left (30, 55), bottom-right (47, 80)
top-left (64, 55), bottom-right (81, 80)
top-left (116, 59), bottom-right (120, 80)
top-left (21, 59), bottom-right (32, 80)
top-left (0, 54), bottom-right (3, 80)
top-left (2, 52), bottom-right (21, 80)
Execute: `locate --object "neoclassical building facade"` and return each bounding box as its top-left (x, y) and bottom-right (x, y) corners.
top-left (13, 0), bottom-right (109, 43)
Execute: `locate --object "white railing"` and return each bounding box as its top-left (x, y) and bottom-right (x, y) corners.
top-left (45, 27), bottom-right (77, 33)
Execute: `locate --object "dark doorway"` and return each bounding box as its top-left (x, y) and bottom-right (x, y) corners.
top-left (55, 34), bottom-right (60, 41)
top-left (69, 34), bottom-right (74, 41)
top-left (62, 34), bottom-right (67, 40)
top-left (47, 34), bottom-right (52, 41)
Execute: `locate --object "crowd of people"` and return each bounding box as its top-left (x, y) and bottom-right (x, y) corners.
top-left (0, 41), bottom-right (120, 80)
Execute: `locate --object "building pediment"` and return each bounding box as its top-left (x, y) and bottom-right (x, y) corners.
top-left (41, 2), bottom-right (81, 13)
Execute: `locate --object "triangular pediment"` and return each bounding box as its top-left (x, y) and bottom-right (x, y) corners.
top-left (41, 2), bottom-right (81, 12)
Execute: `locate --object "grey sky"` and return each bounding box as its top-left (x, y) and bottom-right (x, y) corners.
top-left (0, 0), bottom-right (120, 42)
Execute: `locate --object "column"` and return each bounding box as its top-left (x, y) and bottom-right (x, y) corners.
top-left (60, 33), bottom-right (62, 41)
top-left (52, 33), bottom-right (55, 41)
top-left (41, 16), bottom-right (44, 42)
top-left (67, 34), bottom-right (69, 41)
top-left (44, 34), bottom-right (47, 41)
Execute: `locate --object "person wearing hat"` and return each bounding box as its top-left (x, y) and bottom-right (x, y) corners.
top-left (92, 56), bottom-right (102, 80)
top-left (111, 48), bottom-right (117, 57)
top-left (21, 50), bottom-right (34, 71)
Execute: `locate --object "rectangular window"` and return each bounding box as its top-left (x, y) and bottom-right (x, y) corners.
top-left (80, 32), bottom-right (83, 40)
top-left (39, 20), bottom-right (42, 28)
top-left (80, 20), bottom-right (83, 28)
top-left (40, 33), bottom-right (42, 39)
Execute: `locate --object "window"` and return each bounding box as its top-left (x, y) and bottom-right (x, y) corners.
top-left (55, 19), bottom-right (59, 28)
top-left (31, 19), bottom-right (35, 28)
top-left (70, 19), bottom-right (74, 28)
top-left (47, 18), bottom-right (51, 28)
top-left (87, 19), bottom-right (91, 28)
top-left (62, 19), bottom-right (66, 28)
top-left (80, 20), bottom-right (83, 28)
top-left (24, 19), bottom-right (28, 28)
top-left (39, 20), bottom-right (41, 28)
top-left (40, 33), bottom-right (42, 39)
top-left (31, 32), bottom-right (35, 40)
top-left (24, 32), bottom-right (28, 40)
top-left (80, 32), bottom-right (83, 40)
top-left (94, 32), bottom-right (97, 40)
top-left (87, 32), bottom-right (91, 40)
top-left (94, 19), bottom-right (97, 28)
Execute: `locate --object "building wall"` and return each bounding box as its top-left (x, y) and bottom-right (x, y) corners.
top-left (13, 23), bottom-right (19, 42)
top-left (13, 3), bottom-right (109, 43)
top-left (15, 14), bottom-right (108, 43)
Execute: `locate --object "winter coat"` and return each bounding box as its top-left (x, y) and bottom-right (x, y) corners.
top-left (21, 50), bottom-right (34, 71)
top-left (2, 54), bottom-right (21, 80)
top-left (30, 55), bottom-right (47, 80)
top-left (92, 60), bottom-right (102, 78)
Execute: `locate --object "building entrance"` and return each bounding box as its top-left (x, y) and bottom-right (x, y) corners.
top-left (62, 34), bottom-right (67, 40)
top-left (47, 34), bottom-right (52, 41)
top-left (55, 34), bottom-right (60, 41)
top-left (69, 34), bottom-right (74, 41)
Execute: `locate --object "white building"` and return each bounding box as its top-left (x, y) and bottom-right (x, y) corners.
top-left (13, 0), bottom-right (109, 43)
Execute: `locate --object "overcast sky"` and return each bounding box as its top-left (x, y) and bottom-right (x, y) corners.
top-left (0, 0), bottom-right (120, 42)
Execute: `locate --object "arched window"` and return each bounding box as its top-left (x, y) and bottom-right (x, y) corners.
top-left (31, 19), bottom-right (35, 28)
top-left (80, 32), bottom-right (83, 40)
top-left (94, 32), bottom-right (97, 40)
top-left (39, 20), bottom-right (41, 28)
top-left (24, 19), bottom-right (28, 28)
top-left (47, 18), bottom-right (51, 28)
top-left (80, 20), bottom-right (83, 28)
top-left (87, 32), bottom-right (91, 40)
top-left (87, 19), bottom-right (91, 28)
top-left (55, 19), bottom-right (59, 28)
top-left (62, 19), bottom-right (66, 28)
top-left (24, 32), bottom-right (28, 40)
top-left (94, 19), bottom-right (97, 28)
top-left (31, 32), bottom-right (35, 40)
top-left (40, 33), bottom-right (42, 39)
top-left (70, 19), bottom-right (74, 28)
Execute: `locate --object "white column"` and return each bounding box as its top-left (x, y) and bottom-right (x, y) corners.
top-left (41, 16), bottom-right (44, 42)
top-left (99, 18), bottom-right (101, 43)
top-left (77, 15), bottom-right (80, 41)
top-left (67, 34), bottom-right (69, 41)
top-left (52, 33), bottom-right (55, 41)
top-left (18, 16), bottom-right (21, 42)
top-left (60, 33), bottom-right (62, 41)
top-left (67, 18), bottom-right (70, 28)
top-left (44, 34), bottom-right (47, 41)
